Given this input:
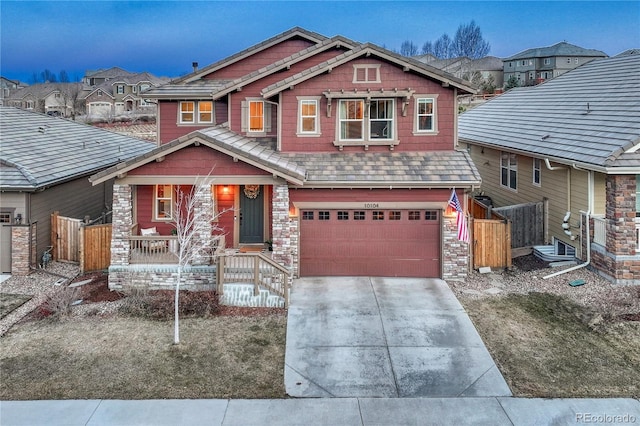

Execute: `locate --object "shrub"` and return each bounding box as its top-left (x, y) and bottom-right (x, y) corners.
top-left (38, 287), bottom-right (81, 320)
top-left (118, 289), bottom-right (219, 320)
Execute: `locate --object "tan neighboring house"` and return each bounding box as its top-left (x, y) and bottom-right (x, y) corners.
top-left (503, 41), bottom-right (607, 86)
top-left (1, 77), bottom-right (24, 106)
top-left (84, 70), bottom-right (169, 118)
top-left (460, 53), bottom-right (640, 284)
top-left (5, 83), bottom-right (86, 117)
top-left (414, 55), bottom-right (503, 90)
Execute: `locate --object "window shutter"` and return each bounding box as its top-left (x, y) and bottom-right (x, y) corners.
top-left (264, 102), bottom-right (272, 132)
top-left (240, 100), bottom-right (248, 132)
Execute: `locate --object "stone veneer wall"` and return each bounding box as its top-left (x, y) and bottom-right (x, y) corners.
top-left (589, 175), bottom-right (639, 284)
top-left (11, 224), bottom-right (33, 276)
top-left (289, 216), bottom-right (299, 278)
top-left (271, 183), bottom-right (292, 268)
top-left (442, 215), bottom-right (469, 280)
top-left (108, 265), bottom-right (216, 291)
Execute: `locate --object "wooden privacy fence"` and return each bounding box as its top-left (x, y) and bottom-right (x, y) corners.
top-left (52, 211), bottom-right (112, 273)
top-left (493, 201), bottom-right (545, 248)
top-left (473, 218), bottom-right (512, 269)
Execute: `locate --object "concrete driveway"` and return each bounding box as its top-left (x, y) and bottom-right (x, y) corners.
top-left (285, 277), bottom-right (512, 398)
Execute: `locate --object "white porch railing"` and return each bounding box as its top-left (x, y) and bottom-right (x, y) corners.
top-left (129, 235), bottom-right (178, 264)
top-left (593, 216), bottom-right (607, 246)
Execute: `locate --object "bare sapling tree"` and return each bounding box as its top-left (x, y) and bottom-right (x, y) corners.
top-left (170, 176), bottom-right (230, 344)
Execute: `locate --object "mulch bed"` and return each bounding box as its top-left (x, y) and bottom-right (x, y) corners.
top-left (70, 272), bottom-right (124, 303)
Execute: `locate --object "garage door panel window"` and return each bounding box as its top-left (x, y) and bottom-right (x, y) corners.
top-left (337, 211), bottom-right (349, 220)
top-left (388, 211), bottom-right (401, 220)
top-left (302, 211), bottom-right (314, 220)
top-left (425, 211), bottom-right (439, 220)
top-left (354, 211), bottom-right (365, 220)
top-left (318, 211), bottom-right (330, 220)
top-left (372, 211), bottom-right (384, 220)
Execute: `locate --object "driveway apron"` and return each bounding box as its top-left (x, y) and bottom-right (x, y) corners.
top-left (285, 277), bottom-right (512, 398)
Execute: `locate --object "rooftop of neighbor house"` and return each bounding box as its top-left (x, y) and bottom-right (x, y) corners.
top-left (458, 53), bottom-right (640, 170)
top-left (504, 41), bottom-right (608, 61)
top-left (0, 107), bottom-right (156, 191)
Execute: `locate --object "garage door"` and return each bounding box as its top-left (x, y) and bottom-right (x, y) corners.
top-left (300, 209), bottom-right (441, 277)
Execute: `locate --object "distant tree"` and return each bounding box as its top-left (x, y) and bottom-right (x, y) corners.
top-left (504, 75), bottom-right (520, 91)
top-left (400, 40), bottom-right (419, 56)
top-left (433, 34), bottom-right (454, 59)
top-left (58, 70), bottom-right (70, 83)
top-left (420, 21), bottom-right (490, 60)
top-left (451, 20), bottom-right (491, 59)
top-left (479, 75), bottom-right (497, 94)
top-left (40, 69), bottom-right (57, 83)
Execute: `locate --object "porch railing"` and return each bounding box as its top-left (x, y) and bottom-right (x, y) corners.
top-left (593, 216), bottom-right (607, 246)
top-left (217, 253), bottom-right (290, 307)
top-left (129, 235), bottom-right (178, 264)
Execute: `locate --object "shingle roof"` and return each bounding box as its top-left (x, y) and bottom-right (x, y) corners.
top-left (458, 53), bottom-right (640, 171)
top-left (504, 42), bottom-right (607, 61)
top-left (0, 107), bottom-right (155, 191)
top-left (90, 123), bottom-right (481, 188)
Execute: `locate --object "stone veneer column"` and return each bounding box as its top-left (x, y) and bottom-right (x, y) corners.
top-left (271, 183), bottom-right (292, 267)
top-left (289, 216), bottom-right (299, 277)
top-left (110, 183), bottom-right (132, 267)
top-left (191, 183), bottom-right (213, 265)
top-left (442, 215), bottom-right (469, 280)
top-left (11, 225), bottom-right (32, 276)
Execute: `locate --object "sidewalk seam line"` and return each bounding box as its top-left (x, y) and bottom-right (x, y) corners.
top-left (370, 277), bottom-right (400, 398)
top-left (85, 399), bottom-right (103, 426)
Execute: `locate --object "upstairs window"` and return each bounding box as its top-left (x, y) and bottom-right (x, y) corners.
top-left (180, 101), bottom-right (195, 123)
top-left (501, 152), bottom-right (518, 191)
top-left (116, 85), bottom-right (124, 94)
top-left (533, 158), bottom-right (541, 186)
top-left (337, 99), bottom-right (395, 142)
top-left (353, 64), bottom-right (381, 83)
top-left (180, 101), bottom-right (213, 124)
top-left (339, 100), bottom-right (364, 140)
top-left (415, 97), bottom-right (436, 133)
top-left (241, 99), bottom-right (272, 134)
top-left (198, 101), bottom-right (213, 123)
top-left (544, 58), bottom-right (551, 65)
top-left (298, 98), bottom-right (320, 135)
top-left (369, 99), bottom-right (393, 140)
top-left (249, 101), bottom-right (264, 132)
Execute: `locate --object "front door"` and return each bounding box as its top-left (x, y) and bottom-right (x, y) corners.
top-left (239, 185), bottom-right (264, 244)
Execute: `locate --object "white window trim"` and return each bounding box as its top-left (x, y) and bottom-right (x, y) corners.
top-left (533, 158), bottom-right (541, 186)
top-left (154, 184), bottom-right (173, 221)
top-left (413, 95), bottom-right (439, 135)
top-left (296, 96), bottom-right (321, 137)
top-left (179, 101), bottom-right (195, 124)
top-left (334, 98), bottom-right (398, 146)
top-left (116, 85), bottom-right (124, 94)
top-left (500, 152), bottom-right (518, 191)
top-left (248, 100), bottom-right (264, 133)
top-left (352, 64), bottom-right (381, 84)
top-left (198, 101), bottom-right (214, 124)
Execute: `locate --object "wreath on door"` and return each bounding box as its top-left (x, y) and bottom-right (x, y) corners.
top-left (243, 185), bottom-right (260, 199)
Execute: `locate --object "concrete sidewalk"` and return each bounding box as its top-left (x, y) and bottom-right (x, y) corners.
top-left (1, 397), bottom-right (639, 425)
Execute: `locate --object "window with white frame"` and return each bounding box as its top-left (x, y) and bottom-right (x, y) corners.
top-left (501, 152), bottom-right (517, 190)
top-left (337, 99), bottom-right (395, 142)
top-left (533, 158), bottom-right (541, 186)
top-left (180, 101), bottom-right (195, 123)
top-left (298, 98), bottom-right (319, 135)
top-left (116, 85), bottom-right (124, 94)
top-left (154, 185), bottom-right (173, 220)
top-left (567, 58), bottom-right (572, 64)
top-left (241, 99), bottom-right (271, 134)
top-left (198, 101), bottom-right (213, 123)
top-left (544, 58), bottom-right (551, 65)
top-left (249, 100), bottom-right (264, 132)
top-left (339, 100), bottom-right (364, 140)
top-left (574, 58), bottom-right (579, 64)
top-left (353, 64), bottom-right (381, 83)
top-left (415, 97), bottom-right (436, 133)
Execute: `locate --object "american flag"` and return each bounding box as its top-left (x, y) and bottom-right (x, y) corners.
top-left (448, 190), bottom-right (470, 243)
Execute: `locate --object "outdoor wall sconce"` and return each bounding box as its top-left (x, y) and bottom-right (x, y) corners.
top-left (15, 214), bottom-right (23, 224)
top-left (222, 185), bottom-right (230, 194)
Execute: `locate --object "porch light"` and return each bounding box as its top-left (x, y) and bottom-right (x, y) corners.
top-left (223, 185), bottom-right (229, 194)
top-left (444, 205), bottom-right (457, 218)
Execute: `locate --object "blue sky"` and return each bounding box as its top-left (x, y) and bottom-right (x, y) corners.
top-left (1, 1), bottom-right (638, 82)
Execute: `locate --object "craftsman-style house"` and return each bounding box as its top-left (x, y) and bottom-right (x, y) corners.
top-left (90, 28), bottom-right (481, 295)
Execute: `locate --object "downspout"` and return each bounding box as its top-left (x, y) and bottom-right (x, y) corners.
top-left (544, 167), bottom-right (594, 279)
top-left (544, 209), bottom-right (590, 279)
top-left (544, 158), bottom-right (570, 213)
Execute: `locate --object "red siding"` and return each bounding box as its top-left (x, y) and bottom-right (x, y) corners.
top-left (129, 145), bottom-right (271, 177)
top-left (204, 39), bottom-right (316, 80)
top-left (214, 185), bottom-right (236, 247)
top-left (280, 57), bottom-right (456, 153)
top-left (159, 100), bottom-right (228, 144)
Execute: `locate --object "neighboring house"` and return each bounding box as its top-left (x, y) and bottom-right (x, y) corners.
top-left (503, 41), bottom-right (607, 86)
top-left (83, 67), bottom-right (134, 86)
top-left (0, 77), bottom-right (24, 106)
top-left (5, 83), bottom-right (86, 117)
top-left (84, 72), bottom-right (169, 117)
top-left (0, 107), bottom-right (155, 275)
top-left (459, 53), bottom-right (640, 284)
top-left (90, 27), bottom-right (481, 292)
top-left (414, 55), bottom-right (504, 90)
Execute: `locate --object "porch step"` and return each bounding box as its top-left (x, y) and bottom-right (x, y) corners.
top-left (220, 284), bottom-right (285, 308)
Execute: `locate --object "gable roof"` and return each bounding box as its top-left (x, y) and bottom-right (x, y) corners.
top-left (504, 42), bottom-right (607, 61)
top-left (0, 107), bottom-right (155, 191)
top-left (85, 67), bottom-right (135, 79)
top-left (146, 36), bottom-right (354, 100)
top-left (8, 83), bottom-right (84, 101)
top-left (458, 53), bottom-right (640, 173)
top-left (90, 123), bottom-right (481, 188)
top-left (262, 43), bottom-right (477, 98)
top-left (174, 27), bottom-right (327, 84)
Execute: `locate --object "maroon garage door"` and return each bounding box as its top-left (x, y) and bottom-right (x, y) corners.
top-left (300, 209), bottom-right (441, 277)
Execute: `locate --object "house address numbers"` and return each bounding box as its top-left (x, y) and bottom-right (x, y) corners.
top-left (364, 203), bottom-right (380, 208)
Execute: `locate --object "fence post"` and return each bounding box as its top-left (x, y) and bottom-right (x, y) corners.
top-left (79, 224), bottom-right (85, 273)
top-left (253, 256), bottom-right (260, 296)
top-left (51, 211), bottom-right (59, 261)
top-left (217, 256), bottom-right (225, 297)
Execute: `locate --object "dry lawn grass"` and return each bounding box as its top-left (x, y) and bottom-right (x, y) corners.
top-left (0, 294), bottom-right (32, 320)
top-left (463, 292), bottom-right (640, 398)
top-left (0, 314), bottom-right (286, 400)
